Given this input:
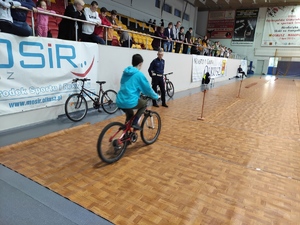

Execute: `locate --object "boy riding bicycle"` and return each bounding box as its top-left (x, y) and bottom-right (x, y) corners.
top-left (116, 54), bottom-right (159, 130)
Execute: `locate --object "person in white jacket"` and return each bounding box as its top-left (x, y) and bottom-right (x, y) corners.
top-left (0, 0), bottom-right (31, 36)
top-left (81, 1), bottom-right (105, 44)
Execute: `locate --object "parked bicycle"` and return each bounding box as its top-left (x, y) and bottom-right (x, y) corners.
top-left (97, 95), bottom-right (161, 164)
top-left (65, 78), bottom-right (118, 122)
top-left (157, 72), bottom-right (175, 99)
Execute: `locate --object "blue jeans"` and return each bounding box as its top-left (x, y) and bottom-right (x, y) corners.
top-left (163, 41), bottom-right (171, 52)
top-left (13, 21), bottom-right (32, 36)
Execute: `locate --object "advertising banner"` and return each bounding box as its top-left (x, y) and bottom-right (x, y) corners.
top-left (192, 55), bottom-right (227, 82)
top-left (0, 33), bottom-right (99, 115)
top-left (207, 10), bottom-right (235, 39)
top-left (232, 9), bottom-right (259, 45)
top-left (261, 6), bottom-right (300, 46)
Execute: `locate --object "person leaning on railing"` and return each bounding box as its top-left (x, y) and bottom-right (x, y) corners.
top-left (151, 26), bottom-right (166, 51)
top-left (93, 7), bottom-right (111, 43)
top-left (105, 9), bottom-right (119, 45)
top-left (175, 26), bottom-right (184, 53)
top-left (36, 0), bottom-right (56, 37)
top-left (11, 0), bottom-right (36, 36)
top-left (118, 30), bottom-right (132, 48)
top-left (0, 1), bottom-right (31, 36)
top-left (58, 0), bottom-right (85, 41)
top-left (182, 27), bottom-right (193, 54)
top-left (81, 1), bottom-right (105, 44)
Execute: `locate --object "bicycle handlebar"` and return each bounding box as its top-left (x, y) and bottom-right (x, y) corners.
top-left (140, 94), bottom-right (155, 100)
top-left (163, 72), bottom-right (173, 76)
top-left (72, 78), bottom-right (91, 82)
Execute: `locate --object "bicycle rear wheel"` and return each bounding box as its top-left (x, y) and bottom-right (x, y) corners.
top-left (101, 89), bottom-right (118, 114)
top-left (97, 122), bottom-right (128, 163)
top-left (65, 94), bottom-right (87, 122)
top-left (166, 81), bottom-right (175, 98)
top-left (140, 111), bottom-right (161, 145)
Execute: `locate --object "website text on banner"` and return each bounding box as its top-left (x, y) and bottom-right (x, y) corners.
top-left (0, 33), bottom-right (99, 116)
top-left (261, 6), bottom-right (300, 47)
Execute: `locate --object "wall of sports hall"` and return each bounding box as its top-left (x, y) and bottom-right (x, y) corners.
top-left (1, 0), bottom-right (266, 131)
top-left (197, 6), bottom-right (300, 75)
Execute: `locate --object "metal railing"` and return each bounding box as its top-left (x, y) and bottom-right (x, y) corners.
top-left (14, 5), bottom-right (240, 58)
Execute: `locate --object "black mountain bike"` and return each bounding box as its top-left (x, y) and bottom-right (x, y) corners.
top-left (65, 78), bottom-right (118, 122)
top-left (97, 96), bottom-right (161, 164)
top-left (157, 72), bottom-right (175, 99)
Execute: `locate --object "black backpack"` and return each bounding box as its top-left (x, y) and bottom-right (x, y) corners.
top-left (202, 72), bottom-right (211, 84)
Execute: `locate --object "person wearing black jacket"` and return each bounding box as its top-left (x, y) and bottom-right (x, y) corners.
top-left (175, 26), bottom-right (184, 53)
top-left (148, 49), bottom-right (168, 108)
top-left (163, 22), bottom-right (174, 52)
top-left (58, 0), bottom-right (86, 41)
top-left (182, 27), bottom-right (193, 54)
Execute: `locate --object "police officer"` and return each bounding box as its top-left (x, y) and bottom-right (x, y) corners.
top-left (148, 48), bottom-right (168, 108)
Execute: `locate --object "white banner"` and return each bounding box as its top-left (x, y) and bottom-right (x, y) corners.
top-left (192, 55), bottom-right (227, 82)
top-left (0, 33), bottom-right (99, 115)
top-left (262, 6), bottom-right (300, 46)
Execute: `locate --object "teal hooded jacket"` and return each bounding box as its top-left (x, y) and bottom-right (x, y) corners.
top-left (116, 66), bottom-right (159, 109)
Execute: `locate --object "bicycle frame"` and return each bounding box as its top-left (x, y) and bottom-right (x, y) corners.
top-left (163, 72), bottom-right (172, 87)
top-left (109, 109), bottom-right (155, 145)
top-left (75, 79), bottom-right (103, 104)
top-left (79, 87), bottom-right (101, 103)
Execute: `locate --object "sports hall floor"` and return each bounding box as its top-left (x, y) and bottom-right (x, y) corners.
top-left (1, 75), bottom-right (300, 225)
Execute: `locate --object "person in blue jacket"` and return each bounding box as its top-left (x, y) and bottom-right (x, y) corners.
top-left (116, 54), bottom-right (159, 130)
top-left (11, 0), bottom-right (36, 36)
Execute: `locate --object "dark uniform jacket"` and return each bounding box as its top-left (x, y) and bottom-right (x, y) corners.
top-left (58, 4), bottom-right (86, 41)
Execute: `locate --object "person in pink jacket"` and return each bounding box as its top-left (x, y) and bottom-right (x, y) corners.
top-left (36, 0), bottom-right (56, 37)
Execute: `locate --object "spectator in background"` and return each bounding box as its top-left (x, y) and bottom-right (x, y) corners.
top-left (0, 0), bottom-right (31, 36)
top-left (81, 1), bottom-right (105, 44)
top-left (182, 27), bottom-right (192, 54)
top-left (36, 0), bottom-right (56, 37)
top-left (163, 22), bottom-right (173, 52)
top-left (152, 19), bottom-right (156, 29)
top-left (119, 30), bottom-right (132, 48)
top-left (147, 19), bottom-right (152, 26)
top-left (11, 0), bottom-right (36, 36)
top-left (58, 0), bottom-right (85, 41)
top-left (151, 26), bottom-right (166, 51)
top-left (237, 65), bottom-right (247, 77)
top-left (175, 26), bottom-right (184, 53)
top-left (191, 37), bottom-right (201, 55)
top-left (94, 7), bottom-right (111, 43)
top-left (172, 21), bottom-right (181, 52)
top-left (203, 37), bottom-right (211, 56)
top-left (160, 19), bottom-right (164, 27)
top-left (105, 9), bottom-right (119, 45)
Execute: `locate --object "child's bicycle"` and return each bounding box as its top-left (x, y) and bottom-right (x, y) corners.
top-left (157, 72), bottom-right (175, 99)
top-left (65, 78), bottom-right (118, 122)
top-left (97, 96), bottom-right (161, 164)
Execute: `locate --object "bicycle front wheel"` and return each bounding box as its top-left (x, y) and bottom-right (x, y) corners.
top-left (97, 122), bottom-right (128, 163)
top-left (101, 89), bottom-right (118, 114)
top-left (166, 81), bottom-right (175, 98)
top-left (140, 111), bottom-right (161, 145)
top-left (65, 94), bottom-right (87, 122)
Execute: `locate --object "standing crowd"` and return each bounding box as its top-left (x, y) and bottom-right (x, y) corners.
top-left (151, 21), bottom-right (233, 57)
top-left (0, 0), bottom-right (232, 57)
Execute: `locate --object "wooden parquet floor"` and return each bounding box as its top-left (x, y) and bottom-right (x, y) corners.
top-left (1, 76), bottom-right (300, 224)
